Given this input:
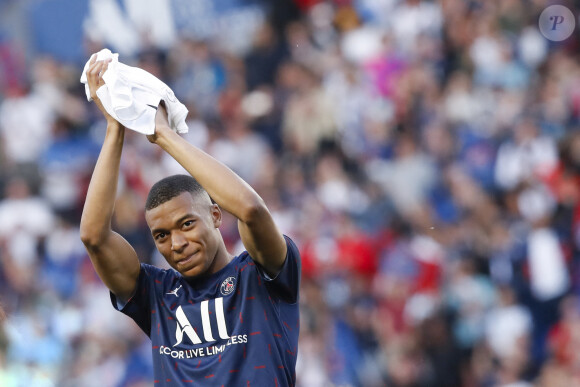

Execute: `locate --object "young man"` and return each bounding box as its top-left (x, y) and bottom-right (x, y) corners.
top-left (80, 57), bottom-right (300, 386)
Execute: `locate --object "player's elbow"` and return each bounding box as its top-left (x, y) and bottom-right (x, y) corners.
top-left (80, 233), bottom-right (101, 250)
top-left (79, 223), bottom-right (108, 249)
top-left (239, 197), bottom-right (269, 225)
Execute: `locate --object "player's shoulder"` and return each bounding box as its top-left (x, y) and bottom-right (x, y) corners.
top-left (140, 262), bottom-right (180, 283)
top-left (236, 235), bottom-right (300, 275)
top-left (283, 234), bottom-right (300, 255)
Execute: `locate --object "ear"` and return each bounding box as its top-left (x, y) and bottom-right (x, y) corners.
top-left (210, 203), bottom-right (222, 228)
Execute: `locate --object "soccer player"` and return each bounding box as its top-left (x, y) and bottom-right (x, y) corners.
top-left (80, 57), bottom-right (300, 386)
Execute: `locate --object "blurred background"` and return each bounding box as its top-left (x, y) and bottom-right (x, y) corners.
top-left (1, 0), bottom-right (580, 386)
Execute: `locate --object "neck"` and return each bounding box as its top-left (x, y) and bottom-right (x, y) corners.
top-left (206, 237), bottom-right (232, 276)
top-left (184, 243), bottom-right (232, 287)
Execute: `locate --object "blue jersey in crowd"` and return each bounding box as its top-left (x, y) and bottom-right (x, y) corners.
top-left (111, 236), bottom-right (301, 386)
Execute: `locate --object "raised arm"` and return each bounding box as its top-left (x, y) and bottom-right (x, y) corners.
top-left (148, 107), bottom-right (287, 276)
top-left (80, 57), bottom-right (140, 301)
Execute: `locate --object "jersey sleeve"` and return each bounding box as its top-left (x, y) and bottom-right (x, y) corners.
top-left (109, 263), bottom-right (164, 337)
top-left (256, 235), bottom-right (301, 304)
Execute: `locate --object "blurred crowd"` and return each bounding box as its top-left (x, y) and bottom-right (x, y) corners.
top-left (1, 0), bottom-right (580, 386)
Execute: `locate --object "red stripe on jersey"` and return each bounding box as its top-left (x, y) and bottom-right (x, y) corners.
top-left (196, 360), bottom-right (201, 368)
top-left (273, 333), bottom-right (282, 338)
top-left (229, 369), bottom-right (239, 373)
top-left (182, 380), bottom-right (193, 383)
top-left (239, 312), bottom-right (243, 323)
top-left (250, 331), bottom-right (261, 336)
top-left (255, 365), bottom-right (266, 369)
top-left (283, 321), bottom-right (292, 331)
top-left (263, 309), bottom-right (268, 321)
top-left (153, 346), bottom-right (159, 349)
top-left (246, 296), bottom-right (255, 300)
top-left (205, 374), bottom-right (215, 379)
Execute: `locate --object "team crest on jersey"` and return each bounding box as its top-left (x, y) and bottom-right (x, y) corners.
top-left (220, 276), bottom-right (236, 296)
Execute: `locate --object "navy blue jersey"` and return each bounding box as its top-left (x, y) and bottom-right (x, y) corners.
top-left (111, 236), bottom-right (301, 386)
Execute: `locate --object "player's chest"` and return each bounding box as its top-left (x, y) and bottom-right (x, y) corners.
top-left (152, 273), bottom-right (264, 346)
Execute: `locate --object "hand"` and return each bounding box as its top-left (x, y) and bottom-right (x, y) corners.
top-left (146, 101), bottom-right (172, 144)
top-left (86, 55), bottom-right (120, 126)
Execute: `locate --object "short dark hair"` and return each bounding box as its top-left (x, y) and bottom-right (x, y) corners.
top-left (145, 174), bottom-right (208, 211)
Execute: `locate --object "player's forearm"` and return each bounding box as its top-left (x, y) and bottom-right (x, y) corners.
top-left (80, 124), bottom-right (125, 246)
top-left (154, 127), bottom-right (266, 221)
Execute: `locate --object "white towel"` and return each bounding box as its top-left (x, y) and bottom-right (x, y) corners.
top-left (80, 48), bottom-right (188, 135)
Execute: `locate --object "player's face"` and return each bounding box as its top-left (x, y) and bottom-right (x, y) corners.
top-left (145, 192), bottom-right (223, 278)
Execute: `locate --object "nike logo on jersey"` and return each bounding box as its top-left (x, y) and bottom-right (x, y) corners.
top-left (167, 285), bottom-right (183, 298)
